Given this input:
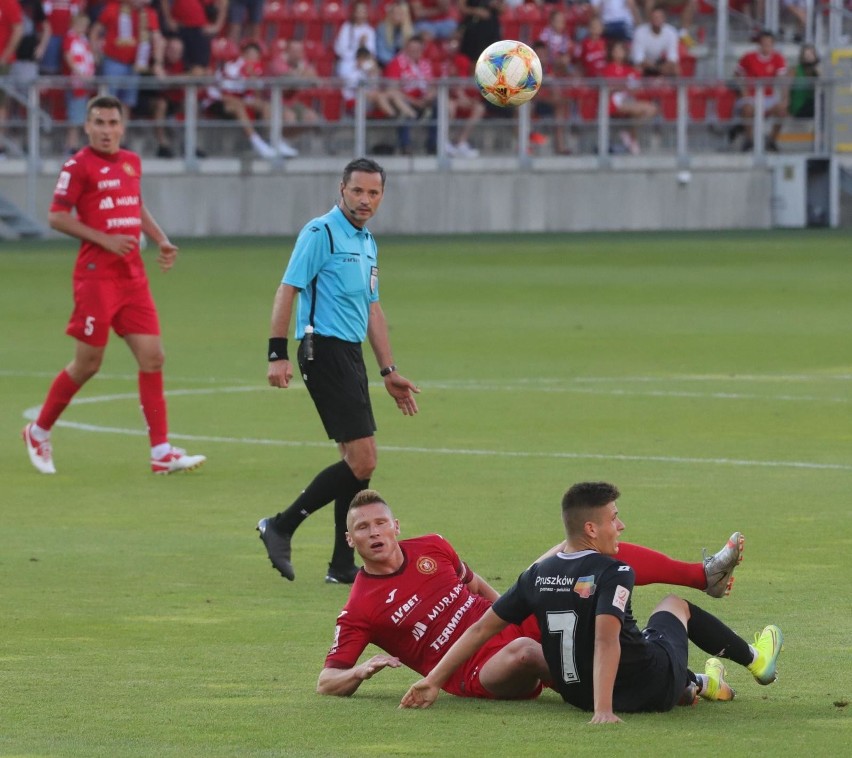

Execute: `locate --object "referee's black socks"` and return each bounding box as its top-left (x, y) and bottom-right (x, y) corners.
top-left (274, 461), bottom-right (365, 534)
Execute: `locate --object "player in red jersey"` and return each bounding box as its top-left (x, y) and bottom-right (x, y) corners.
top-left (734, 30), bottom-right (788, 151)
top-left (22, 95), bottom-right (206, 476)
top-left (317, 490), bottom-right (744, 699)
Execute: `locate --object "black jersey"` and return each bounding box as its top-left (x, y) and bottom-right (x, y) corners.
top-left (493, 550), bottom-right (677, 712)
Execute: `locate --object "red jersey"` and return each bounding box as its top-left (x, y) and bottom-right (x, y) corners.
top-left (43, 0), bottom-right (82, 38)
top-left (50, 147), bottom-right (147, 280)
top-left (0, 0), bottom-right (24, 60)
top-left (575, 37), bottom-right (607, 78)
top-left (98, 1), bottom-right (160, 65)
top-left (384, 52), bottom-right (434, 98)
top-left (63, 30), bottom-right (95, 95)
top-left (170, 0), bottom-right (207, 28)
top-left (736, 50), bottom-right (788, 96)
top-left (324, 535), bottom-right (493, 680)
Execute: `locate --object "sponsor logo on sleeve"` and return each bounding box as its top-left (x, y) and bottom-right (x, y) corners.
top-left (370, 266), bottom-right (378, 293)
top-left (612, 585), bottom-right (630, 612)
top-left (55, 171), bottom-right (71, 193)
top-left (573, 575), bottom-right (597, 599)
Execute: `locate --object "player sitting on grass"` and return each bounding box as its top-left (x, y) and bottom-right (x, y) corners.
top-left (400, 482), bottom-right (783, 720)
top-left (316, 488), bottom-right (744, 700)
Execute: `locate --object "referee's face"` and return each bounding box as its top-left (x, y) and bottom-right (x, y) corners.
top-left (339, 171), bottom-right (385, 227)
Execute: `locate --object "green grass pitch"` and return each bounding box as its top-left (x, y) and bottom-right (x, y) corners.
top-left (1, 230), bottom-right (850, 757)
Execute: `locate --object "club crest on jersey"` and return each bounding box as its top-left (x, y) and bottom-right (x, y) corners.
top-left (122, 162), bottom-right (137, 177)
top-left (574, 575), bottom-right (597, 598)
top-left (416, 556), bottom-right (438, 575)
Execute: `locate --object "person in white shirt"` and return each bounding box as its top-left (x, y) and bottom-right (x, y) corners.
top-left (631, 5), bottom-right (680, 77)
top-left (591, 0), bottom-right (641, 42)
top-left (334, 1), bottom-right (377, 76)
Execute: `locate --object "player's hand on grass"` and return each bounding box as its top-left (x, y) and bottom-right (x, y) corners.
top-left (156, 240), bottom-right (179, 272)
top-left (101, 233), bottom-right (138, 256)
top-left (267, 359), bottom-right (294, 388)
top-left (357, 654), bottom-right (401, 682)
top-left (589, 710), bottom-right (622, 724)
top-left (399, 679), bottom-right (439, 709)
top-left (384, 373), bottom-right (420, 416)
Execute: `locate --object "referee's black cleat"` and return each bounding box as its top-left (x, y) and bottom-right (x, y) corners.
top-left (325, 564), bottom-right (360, 585)
top-left (257, 517), bottom-right (295, 581)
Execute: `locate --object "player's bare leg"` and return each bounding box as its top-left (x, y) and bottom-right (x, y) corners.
top-left (477, 637), bottom-right (551, 699)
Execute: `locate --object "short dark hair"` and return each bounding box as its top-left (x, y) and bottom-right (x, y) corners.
top-left (342, 157), bottom-right (386, 188)
top-left (758, 29), bottom-right (775, 40)
top-left (86, 95), bottom-right (123, 118)
top-left (561, 482), bottom-right (620, 537)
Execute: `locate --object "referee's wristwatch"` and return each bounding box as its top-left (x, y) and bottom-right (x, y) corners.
top-left (380, 364), bottom-right (397, 378)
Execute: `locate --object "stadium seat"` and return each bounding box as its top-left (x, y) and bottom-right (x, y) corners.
top-left (320, 1), bottom-right (349, 46)
top-left (260, 1), bottom-right (293, 46)
top-left (500, 3), bottom-right (546, 44)
top-left (288, 0), bottom-right (321, 42)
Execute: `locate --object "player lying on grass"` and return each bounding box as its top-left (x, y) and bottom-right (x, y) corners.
top-left (317, 488), bottom-right (744, 700)
top-left (400, 482), bottom-right (783, 721)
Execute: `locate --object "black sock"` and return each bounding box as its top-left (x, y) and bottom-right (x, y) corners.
top-left (686, 601), bottom-right (753, 667)
top-left (330, 477), bottom-right (370, 568)
top-left (273, 461), bottom-right (362, 534)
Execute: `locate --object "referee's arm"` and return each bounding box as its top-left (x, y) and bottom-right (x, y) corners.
top-left (367, 301), bottom-right (420, 415)
top-left (267, 284), bottom-right (298, 389)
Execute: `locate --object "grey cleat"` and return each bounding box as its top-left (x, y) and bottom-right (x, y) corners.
top-left (703, 532), bottom-right (744, 598)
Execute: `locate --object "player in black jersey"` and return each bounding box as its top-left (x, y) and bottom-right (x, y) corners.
top-left (401, 482), bottom-right (784, 723)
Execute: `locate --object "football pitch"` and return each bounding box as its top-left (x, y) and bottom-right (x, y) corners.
top-left (1, 230), bottom-right (850, 757)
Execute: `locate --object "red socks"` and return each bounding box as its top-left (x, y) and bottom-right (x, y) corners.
top-left (36, 370), bottom-right (81, 430)
top-left (617, 542), bottom-right (707, 591)
top-left (138, 370), bottom-right (168, 447)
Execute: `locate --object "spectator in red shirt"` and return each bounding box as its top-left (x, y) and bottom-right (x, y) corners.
top-left (0, 0), bottom-right (25, 156)
top-left (734, 29), bottom-right (788, 152)
top-left (410, 0), bottom-right (458, 41)
top-left (136, 34), bottom-right (185, 156)
top-left (205, 40), bottom-right (299, 158)
top-left (42, 0), bottom-right (83, 73)
top-left (92, 0), bottom-right (165, 117)
top-left (159, 0), bottom-right (226, 76)
top-left (435, 29), bottom-right (485, 157)
top-left (574, 16), bottom-right (608, 79)
top-left (62, 11), bottom-right (95, 153)
top-left (602, 39), bottom-right (657, 154)
top-left (385, 34), bottom-right (437, 154)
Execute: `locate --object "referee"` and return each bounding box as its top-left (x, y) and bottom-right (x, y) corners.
top-left (258, 158), bottom-right (420, 584)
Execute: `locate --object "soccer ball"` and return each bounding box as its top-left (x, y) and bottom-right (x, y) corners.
top-left (474, 40), bottom-right (543, 108)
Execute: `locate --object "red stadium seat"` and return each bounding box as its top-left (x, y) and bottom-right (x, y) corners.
top-left (500, 3), bottom-right (546, 44)
top-left (688, 85), bottom-right (708, 120)
top-left (260, 1), bottom-right (293, 45)
top-left (321, 1), bottom-right (349, 45)
top-left (288, 0), bottom-right (321, 42)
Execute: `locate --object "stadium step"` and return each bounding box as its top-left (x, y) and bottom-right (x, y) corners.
top-left (0, 193), bottom-right (48, 239)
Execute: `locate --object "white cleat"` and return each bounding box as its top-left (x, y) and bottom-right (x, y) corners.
top-left (151, 447), bottom-right (206, 474)
top-left (22, 423), bottom-right (56, 474)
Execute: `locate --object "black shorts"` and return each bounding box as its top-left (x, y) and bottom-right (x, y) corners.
top-left (179, 26), bottom-right (211, 70)
top-left (298, 335), bottom-right (376, 443)
top-left (639, 610), bottom-right (691, 711)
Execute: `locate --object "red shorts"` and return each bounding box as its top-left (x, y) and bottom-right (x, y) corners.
top-left (444, 614), bottom-right (543, 699)
top-left (66, 277), bottom-right (160, 347)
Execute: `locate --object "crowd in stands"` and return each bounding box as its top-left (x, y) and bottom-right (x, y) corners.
top-left (0, 0), bottom-right (828, 159)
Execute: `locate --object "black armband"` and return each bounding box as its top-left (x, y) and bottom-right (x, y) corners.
top-left (380, 364), bottom-right (397, 377)
top-left (268, 337), bottom-right (289, 361)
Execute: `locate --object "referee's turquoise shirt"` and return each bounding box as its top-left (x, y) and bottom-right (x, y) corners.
top-left (282, 205), bottom-right (379, 343)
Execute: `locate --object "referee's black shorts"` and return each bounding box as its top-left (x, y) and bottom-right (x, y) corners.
top-left (298, 335), bottom-right (376, 443)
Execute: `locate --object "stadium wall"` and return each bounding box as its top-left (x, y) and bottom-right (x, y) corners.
top-left (2, 155), bottom-right (809, 236)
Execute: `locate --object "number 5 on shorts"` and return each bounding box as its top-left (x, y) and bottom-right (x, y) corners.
top-left (84, 315), bottom-right (95, 336)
